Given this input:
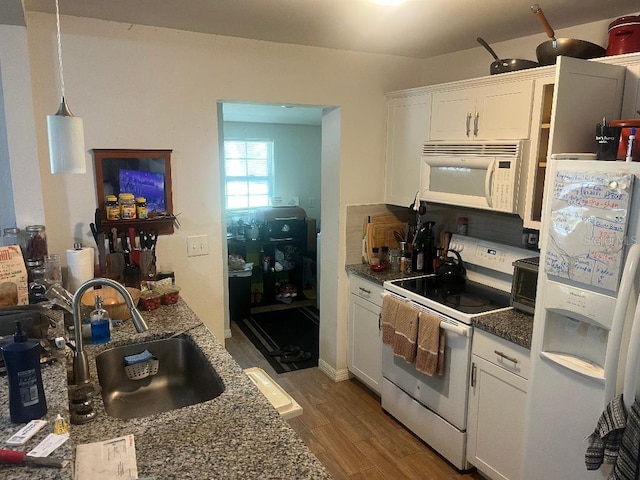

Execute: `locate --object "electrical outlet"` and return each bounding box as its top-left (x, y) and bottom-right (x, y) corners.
top-left (187, 235), bottom-right (209, 257)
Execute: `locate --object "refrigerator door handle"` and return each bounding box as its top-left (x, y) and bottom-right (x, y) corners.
top-left (604, 243), bottom-right (640, 406)
top-left (624, 291), bottom-right (640, 411)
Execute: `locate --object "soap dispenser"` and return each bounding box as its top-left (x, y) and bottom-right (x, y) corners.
top-left (90, 295), bottom-right (111, 344)
top-left (1, 321), bottom-right (48, 423)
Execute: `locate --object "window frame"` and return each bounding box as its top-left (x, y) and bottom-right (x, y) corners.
top-left (223, 138), bottom-right (274, 210)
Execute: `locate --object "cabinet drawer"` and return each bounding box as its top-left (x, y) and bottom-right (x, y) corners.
top-left (473, 329), bottom-right (530, 380)
top-left (349, 274), bottom-right (383, 307)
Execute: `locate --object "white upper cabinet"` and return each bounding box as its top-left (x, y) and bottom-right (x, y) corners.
top-left (430, 80), bottom-right (534, 141)
top-left (384, 92), bottom-right (432, 207)
top-left (520, 57), bottom-right (627, 230)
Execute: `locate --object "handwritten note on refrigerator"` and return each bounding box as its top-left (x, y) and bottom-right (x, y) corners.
top-left (545, 170), bottom-right (634, 291)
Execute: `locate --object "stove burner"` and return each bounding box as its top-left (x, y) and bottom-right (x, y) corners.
top-left (389, 275), bottom-right (510, 315)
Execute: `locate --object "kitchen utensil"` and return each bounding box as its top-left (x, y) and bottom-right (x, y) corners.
top-left (607, 16), bottom-right (640, 56)
top-left (477, 37), bottom-right (539, 74)
top-left (436, 249), bottom-right (466, 286)
top-left (531, 4), bottom-right (606, 65)
top-left (0, 449), bottom-right (68, 468)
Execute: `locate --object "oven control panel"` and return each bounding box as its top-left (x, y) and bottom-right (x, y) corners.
top-left (449, 234), bottom-right (536, 275)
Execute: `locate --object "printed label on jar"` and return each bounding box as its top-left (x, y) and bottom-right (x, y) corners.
top-left (121, 204), bottom-right (136, 219)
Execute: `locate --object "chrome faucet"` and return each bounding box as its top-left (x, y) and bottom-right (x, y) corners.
top-left (71, 278), bottom-right (148, 385)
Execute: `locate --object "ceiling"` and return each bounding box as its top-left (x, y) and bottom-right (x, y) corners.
top-left (12, 0), bottom-right (640, 59)
top-left (5, 0), bottom-right (638, 125)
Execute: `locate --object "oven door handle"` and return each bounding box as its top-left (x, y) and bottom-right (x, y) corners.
top-left (380, 291), bottom-right (471, 337)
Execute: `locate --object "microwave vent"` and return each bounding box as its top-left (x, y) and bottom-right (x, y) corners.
top-left (422, 142), bottom-right (521, 157)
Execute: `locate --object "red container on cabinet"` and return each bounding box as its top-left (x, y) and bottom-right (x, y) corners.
top-left (607, 16), bottom-right (640, 56)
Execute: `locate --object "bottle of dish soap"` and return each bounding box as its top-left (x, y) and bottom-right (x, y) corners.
top-left (1, 321), bottom-right (48, 423)
top-left (90, 295), bottom-right (111, 344)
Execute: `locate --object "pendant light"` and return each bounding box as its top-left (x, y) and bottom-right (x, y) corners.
top-left (47, 0), bottom-right (86, 174)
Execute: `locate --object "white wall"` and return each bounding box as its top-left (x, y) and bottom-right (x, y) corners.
top-left (0, 24), bottom-right (44, 231)
top-left (22, 12), bottom-right (424, 373)
top-left (223, 121), bottom-right (322, 221)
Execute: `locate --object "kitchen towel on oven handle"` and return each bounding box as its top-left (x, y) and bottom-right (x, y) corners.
top-left (381, 294), bottom-right (401, 346)
top-left (416, 312), bottom-right (446, 377)
top-left (392, 301), bottom-right (420, 364)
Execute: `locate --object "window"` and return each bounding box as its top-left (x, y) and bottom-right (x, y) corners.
top-left (224, 139), bottom-right (273, 210)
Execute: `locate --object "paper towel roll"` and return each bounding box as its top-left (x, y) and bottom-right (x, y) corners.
top-left (66, 247), bottom-right (94, 293)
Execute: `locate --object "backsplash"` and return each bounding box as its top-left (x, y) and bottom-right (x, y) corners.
top-left (345, 202), bottom-right (530, 266)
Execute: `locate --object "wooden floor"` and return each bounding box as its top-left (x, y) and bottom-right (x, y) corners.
top-left (225, 321), bottom-right (484, 480)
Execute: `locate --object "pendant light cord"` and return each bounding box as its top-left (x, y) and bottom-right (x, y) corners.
top-left (54, 0), bottom-right (65, 99)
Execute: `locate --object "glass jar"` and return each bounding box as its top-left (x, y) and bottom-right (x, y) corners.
top-left (43, 254), bottom-right (62, 286)
top-left (105, 195), bottom-right (120, 221)
top-left (370, 247), bottom-right (381, 266)
top-left (26, 259), bottom-right (47, 303)
top-left (24, 225), bottom-right (48, 261)
top-left (119, 193), bottom-right (136, 220)
top-left (2, 227), bottom-right (21, 247)
top-left (380, 246), bottom-right (389, 266)
top-left (135, 197), bottom-right (148, 219)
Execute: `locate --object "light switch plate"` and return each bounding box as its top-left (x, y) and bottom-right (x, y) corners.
top-left (187, 235), bottom-right (209, 257)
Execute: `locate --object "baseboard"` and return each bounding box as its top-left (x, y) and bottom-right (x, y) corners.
top-left (318, 358), bottom-right (350, 382)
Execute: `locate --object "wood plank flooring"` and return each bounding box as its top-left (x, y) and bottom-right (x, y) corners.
top-left (225, 321), bottom-right (484, 480)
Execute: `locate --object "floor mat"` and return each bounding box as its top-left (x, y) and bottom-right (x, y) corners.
top-left (234, 306), bottom-right (319, 373)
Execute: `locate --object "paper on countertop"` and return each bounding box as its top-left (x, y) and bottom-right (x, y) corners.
top-left (75, 434), bottom-right (138, 480)
top-left (27, 432), bottom-right (69, 457)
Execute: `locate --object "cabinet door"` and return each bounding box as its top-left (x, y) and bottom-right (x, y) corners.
top-left (467, 355), bottom-right (527, 480)
top-left (348, 293), bottom-right (382, 394)
top-left (520, 57), bottom-right (626, 230)
top-left (385, 93), bottom-right (432, 207)
top-left (549, 56), bottom-right (626, 157)
top-left (475, 80), bottom-right (534, 140)
top-left (430, 89), bottom-right (476, 140)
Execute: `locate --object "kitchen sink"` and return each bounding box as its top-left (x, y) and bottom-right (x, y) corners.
top-left (95, 336), bottom-right (225, 419)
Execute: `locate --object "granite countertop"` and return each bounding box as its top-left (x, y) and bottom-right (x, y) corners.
top-left (346, 263), bottom-right (424, 285)
top-left (0, 309), bottom-right (71, 480)
top-left (347, 263), bottom-right (534, 350)
top-left (1, 301), bottom-right (330, 480)
top-left (472, 309), bottom-right (534, 349)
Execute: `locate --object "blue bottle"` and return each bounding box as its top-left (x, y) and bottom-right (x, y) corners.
top-left (1, 321), bottom-right (47, 423)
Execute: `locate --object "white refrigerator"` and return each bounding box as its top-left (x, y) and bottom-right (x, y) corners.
top-left (523, 158), bottom-right (640, 479)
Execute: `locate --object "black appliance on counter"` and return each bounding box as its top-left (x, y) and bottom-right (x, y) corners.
top-left (510, 256), bottom-right (539, 314)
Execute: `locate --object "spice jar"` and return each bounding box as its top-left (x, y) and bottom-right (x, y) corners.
top-left (135, 197), bottom-right (148, 219)
top-left (370, 247), bottom-right (381, 266)
top-left (105, 195), bottom-right (120, 221)
top-left (119, 193), bottom-right (136, 220)
top-left (457, 217), bottom-right (468, 236)
top-left (26, 259), bottom-right (47, 303)
top-left (380, 246), bottom-right (389, 266)
top-left (24, 225), bottom-right (48, 261)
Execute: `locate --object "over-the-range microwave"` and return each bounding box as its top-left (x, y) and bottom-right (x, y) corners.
top-left (420, 141), bottom-right (526, 213)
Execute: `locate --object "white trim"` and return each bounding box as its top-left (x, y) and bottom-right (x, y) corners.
top-left (318, 358), bottom-right (350, 382)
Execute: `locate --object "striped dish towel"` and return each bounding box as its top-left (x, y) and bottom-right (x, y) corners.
top-left (381, 294), bottom-right (401, 346)
top-left (392, 301), bottom-right (420, 363)
top-left (612, 398), bottom-right (640, 480)
top-left (416, 312), bottom-right (445, 377)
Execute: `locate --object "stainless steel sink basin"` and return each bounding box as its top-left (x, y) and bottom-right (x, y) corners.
top-left (95, 336), bottom-right (225, 419)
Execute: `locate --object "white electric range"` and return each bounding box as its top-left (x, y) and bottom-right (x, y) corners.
top-left (381, 234), bottom-right (537, 470)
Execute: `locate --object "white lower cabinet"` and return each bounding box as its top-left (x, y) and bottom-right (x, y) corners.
top-left (348, 274), bottom-right (383, 394)
top-left (467, 329), bottom-right (529, 480)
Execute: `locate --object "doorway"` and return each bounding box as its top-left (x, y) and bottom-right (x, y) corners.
top-left (219, 101), bottom-right (324, 368)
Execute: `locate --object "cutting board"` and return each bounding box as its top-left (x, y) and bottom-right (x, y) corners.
top-left (366, 222), bottom-right (406, 263)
